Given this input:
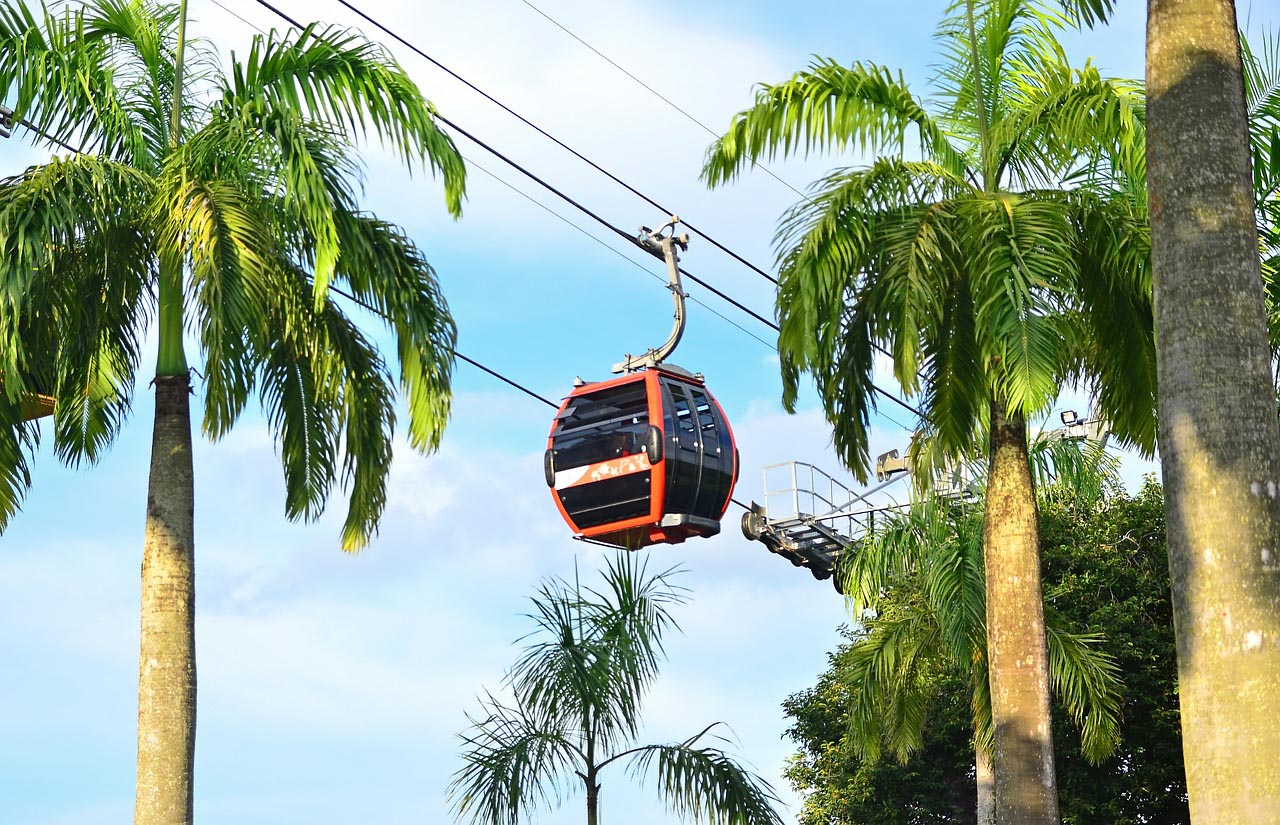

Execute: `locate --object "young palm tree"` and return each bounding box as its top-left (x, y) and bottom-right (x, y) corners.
top-left (838, 438), bottom-right (1123, 824)
top-left (1065, 1), bottom-right (1280, 818)
top-left (450, 555), bottom-right (783, 825)
top-left (702, 2), bottom-right (1153, 820)
top-left (0, 1), bottom-right (465, 821)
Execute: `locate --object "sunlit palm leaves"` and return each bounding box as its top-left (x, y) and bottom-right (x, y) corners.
top-left (0, 0), bottom-right (465, 548)
top-left (451, 555), bottom-right (783, 825)
top-left (836, 469), bottom-right (1122, 767)
top-left (703, 0), bottom-right (1153, 484)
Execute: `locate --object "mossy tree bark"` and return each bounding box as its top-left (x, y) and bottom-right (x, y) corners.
top-left (1147, 0), bottom-right (1280, 819)
top-left (983, 400), bottom-right (1057, 824)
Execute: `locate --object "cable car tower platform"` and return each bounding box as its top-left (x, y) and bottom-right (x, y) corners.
top-left (739, 410), bottom-right (1110, 593)
top-left (740, 454), bottom-right (922, 591)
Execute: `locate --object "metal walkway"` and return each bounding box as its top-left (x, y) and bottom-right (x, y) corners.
top-left (738, 409), bottom-right (1110, 593)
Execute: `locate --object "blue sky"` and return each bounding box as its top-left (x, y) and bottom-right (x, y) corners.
top-left (0, 0), bottom-right (1209, 822)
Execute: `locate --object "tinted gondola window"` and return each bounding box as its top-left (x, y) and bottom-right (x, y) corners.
top-left (689, 387), bottom-right (733, 516)
top-left (551, 381), bottom-right (653, 528)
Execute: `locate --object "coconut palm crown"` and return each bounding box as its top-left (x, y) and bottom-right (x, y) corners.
top-left (0, 0), bottom-right (464, 544)
top-left (451, 555), bottom-right (784, 825)
top-left (703, 0), bottom-right (1153, 478)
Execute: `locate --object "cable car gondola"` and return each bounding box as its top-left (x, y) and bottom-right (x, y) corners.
top-left (544, 218), bottom-right (739, 549)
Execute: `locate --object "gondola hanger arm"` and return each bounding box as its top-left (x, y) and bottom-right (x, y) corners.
top-left (613, 216), bottom-right (690, 374)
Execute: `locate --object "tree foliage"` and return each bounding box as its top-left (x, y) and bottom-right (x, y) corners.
top-left (0, 0), bottom-right (465, 547)
top-left (702, 0), bottom-right (1153, 481)
top-left (784, 480), bottom-right (1188, 825)
top-left (451, 555), bottom-right (784, 825)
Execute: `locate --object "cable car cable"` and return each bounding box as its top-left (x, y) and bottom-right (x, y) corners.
top-left (247, 0), bottom-right (915, 394)
top-left (8, 1), bottom-right (927, 427)
top-left (327, 284), bottom-right (562, 408)
top-left (262, 0), bottom-right (778, 285)
top-left (249, 0), bottom-right (925, 421)
top-left (464, 153), bottom-right (775, 349)
top-left (515, 0), bottom-right (808, 203)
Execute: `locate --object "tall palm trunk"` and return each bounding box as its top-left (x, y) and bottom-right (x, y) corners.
top-left (976, 741), bottom-right (995, 825)
top-left (135, 374), bottom-right (196, 825)
top-left (135, 3), bottom-right (196, 820)
top-left (1147, 0), bottom-right (1280, 819)
top-left (983, 400), bottom-right (1057, 824)
top-left (585, 772), bottom-right (600, 825)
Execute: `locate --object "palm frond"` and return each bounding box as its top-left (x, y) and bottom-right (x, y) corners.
top-left (216, 22), bottom-right (465, 215)
top-left (627, 734), bottom-right (785, 825)
top-left (1067, 188), bottom-right (1158, 454)
top-left (150, 153), bottom-right (273, 439)
top-left (254, 260), bottom-right (398, 551)
top-left (0, 0), bottom-right (169, 164)
top-left (1044, 606), bottom-right (1122, 763)
top-left (0, 156), bottom-right (151, 467)
top-left (1055, 0), bottom-right (1116, 28)
top-left (450, 697), bottom-right (582, 825)
top-left (0, 415), bottom-right (39, 531)
top-left (841, 604), bottom-right (944, 763)
top-left (509, 556), bottom-right (688, 757)
top-left (702, 58), bottom-right (968, 187)
top-left (328, 210), bottom-right (457, 452)
top-left (773, 160), bottom-right (970, 479)
top-left (1027, 427), bottom-right (1120, 502)
top-left (960, 192), bottom-right (1076, 416)
top-left (994, 59), bottom-right (1145, 188)
top-left (1244, 30), bottom-right (1280, 205)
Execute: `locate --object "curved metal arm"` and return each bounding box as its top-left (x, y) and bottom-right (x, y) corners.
top-left (613, 217), bottom-right (689, 374)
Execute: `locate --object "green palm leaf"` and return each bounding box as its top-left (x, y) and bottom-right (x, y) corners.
top-left (626, 732), bottom-right (785, 825)
top-left (703, 59), bottom-right (968, 187)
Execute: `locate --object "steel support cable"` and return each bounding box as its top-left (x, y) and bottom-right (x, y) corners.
top-left (516, 0), bottom-right (809, 204)
top-left (251, 0), bottom-right (923, 421)
top-left (0, 112), bottom-right (561, 414)
top-left (464, 154), bottom-right (775, 349)
top-left (285, 0), bottom-right (782, 286)
top-left (13, 0), bottom-right (925, 426)
top-left (199, 0), bottom-right (772, 352)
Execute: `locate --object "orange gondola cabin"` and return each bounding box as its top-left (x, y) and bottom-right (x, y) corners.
top-left (545, 366), bottom-right (737, 548)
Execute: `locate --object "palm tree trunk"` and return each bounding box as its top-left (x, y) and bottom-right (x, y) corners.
top-left (983, 399), bottom-right (1057, 824)
top-left (976, 741), bottom-right (995, 825)
top-left (1147, 0), bottom-right (1280, 819)
top-left (585, 767), bottom-right (600, 825)
top-left (134, 374), bottom-right (196, 825)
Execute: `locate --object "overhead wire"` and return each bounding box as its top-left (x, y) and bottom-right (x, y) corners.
top-left (463, 153), bottom-right (775, 349)
top-left (316, 0), bottom-right (781, 286)
top-left (11, 0), bottom-right (927, 429)
top-left (515, 0), bottom-right (810, 202)
top-left (513, 0), bottom-right (924, 387)
top-left (284, 0), bottom-right (927, 422)
top-left (0, 111), bottom-right (561, 414)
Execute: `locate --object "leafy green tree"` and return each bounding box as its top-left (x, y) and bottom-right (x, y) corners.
top-left (702, 2), bottom-right (1152, 820)
top-left (1063, 1), bottom-right (1280, 818)
top-left (451, 555), bottom-right (783, 825)
top-left (785, 480), bottom-right (1187, 825)
top-left (0, 1), bottom-right (464, 820)
top-left (833, 437), bottom-right (1125, 824)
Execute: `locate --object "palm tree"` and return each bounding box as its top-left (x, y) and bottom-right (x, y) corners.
top-left (0, 1), bottom-right (465, 821)
top-left (450, 555), bottom-right (783, 825)
top-left (1064, 1), bottom-right (1280, 818)
top-left (838, 438), bottom-right (1123, 824)
top-left (702, 2), bottom-right (1152, 820)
